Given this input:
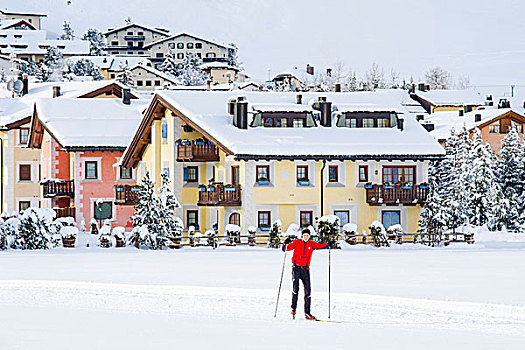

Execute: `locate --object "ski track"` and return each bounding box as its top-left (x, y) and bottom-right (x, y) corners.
top-left (1, 280), bottom-right (524, 337)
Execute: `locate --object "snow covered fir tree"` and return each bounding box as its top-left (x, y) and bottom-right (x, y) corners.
top-left (82, 28), bottom-right (107, 56)
top-left (59, 21), bottom-right (75, 40)
top-left (175, 52), bottom-right (209, 86)
top-left (158, 49), bottom-right (178, 78)
top-left (116, 62), bottom-right (135, 87)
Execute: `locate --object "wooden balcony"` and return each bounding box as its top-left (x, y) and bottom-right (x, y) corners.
top-left (42, 180), bottom-right (74, 198)
top-left (365, 184), bottom-right (429, 206)
top-left (55, 207), bottom-right (76, 219)
top-left (198, 183), bottom-right (242, 206)
top-left (115, 185), bottom-right (141, 205)
top-left (177, 142), bottom-right (220, 162)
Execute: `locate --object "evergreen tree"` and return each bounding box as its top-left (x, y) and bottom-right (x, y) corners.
top-left (60, 21), bottom-right (75, 40)
top-left (20, 61), bottom-right (42, 77)
top-left (317, 215), bottom-right (340, 248)
top-left (176, 53), bottom-right (209, 86)
top-left (158, 170), bottom-right (183, 238)
top-left (419, 159), bottom-right (450, 237)
top-left (40, 46), bottom-right (65, 82)
top-left (82, 28), bottom-right (107, 56)
top-left (494, 128), bottom-right (525, 230)
top-left (68, 59), bottom-right (104, 80)
top-left (116, 62), bottom-right (134, 87)
top-left (464, 128), bottom-right (502, 227)
top-left (13, 208), bottom-right (57, 250)
top-left (158, 50), bottom-right (178, 78)
top-left (227, 43), bottom-right (242, 69)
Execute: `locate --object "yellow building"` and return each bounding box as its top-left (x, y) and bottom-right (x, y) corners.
top-left (412, 88), bottom-right (484, 114)
top-left (121, 91), bottom-right (444, 235)
top-left (201, 62), bottom-right (239, 85)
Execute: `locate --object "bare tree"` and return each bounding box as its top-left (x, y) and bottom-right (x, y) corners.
top-left (389, 68), bottom-right (401, 89)
top-left (425, 66), bottom-right (452, 90)
top-left (456, 75), bottom-right (471, 90)
top-left (363, 62), bottom-right (385, 90)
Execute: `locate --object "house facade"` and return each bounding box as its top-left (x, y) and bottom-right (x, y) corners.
top-left (121, 91), bottom-right (444, 235)
top-left (103, 24), bottom-right (170, 56)
top-left (131, 63), bottom-right (178, 90)
top-left (0, 9), bottom-right (46, 30)
top-left (28, 97), bottom-right (147, 228)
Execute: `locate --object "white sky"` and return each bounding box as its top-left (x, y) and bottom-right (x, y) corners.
top-left (3, 0), bottom-right (525, 90)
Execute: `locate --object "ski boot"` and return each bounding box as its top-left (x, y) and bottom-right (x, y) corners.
top-left (291, 310), bottom-right (296, 320)
top-left (305, 313), bottom-right (317, 320)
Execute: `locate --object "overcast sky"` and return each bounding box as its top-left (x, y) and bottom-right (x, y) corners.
top-left (4, 0), bottom-right (525, 90)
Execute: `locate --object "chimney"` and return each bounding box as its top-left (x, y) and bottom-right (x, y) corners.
top-left (233, 97), bottom-right (248, 129)
top-left (52, 86), bottom-right (61, 98)
top-left (475, 114), bottom-right (482, 122)
top-left (317, 96), bottom-right (332, 127)
top-left (122, 88), bottom-right (131, 105)
top-left (416, 114), bottom-right (424, 122)
top-left (425, 84), bottom-right (430, 91)
top-left (306, 64), bottom-right (314, 75)
top-left (523, 100), bottom-right (525, 109)
top-left (296, 94), bottom-right (302, 105)
top-left (228, 98), bottom-right (235, 115)
top-left (206, 79), bottom-right (211, 91)
top-left (397, 118), bottom-right (404, 131)
top-left (334, 83), bottom-right (341, 92)
top-left (422, 123), bottom-right (434, 132)
top-left (418, 83), bottom-right (426, 91)
top-left (458, 109), bottom-right (464, 116)
top-left (22, 75), bottom-right (29, 95)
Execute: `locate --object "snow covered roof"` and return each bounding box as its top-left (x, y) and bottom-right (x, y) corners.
top-left (426, 107), bottom-right (525, 140)
top-left (200, 62), bottom-right (238, 71)
top-left (251, 103), bottom-right (316, 113)
top-left (168, 83), bottom-right (232, 91)
top-left (0, 19), bottom-right (37, 30)
top-left (0, 9), bottom-right (47, 17)
top-left (0, 30), bottom-right (90, 56)
top-left (109, 56), bottom-right (153, 71)
top-left (0, 98), bottom-right (33, 128)
top-left (144, 32), bottom-right (233, 50)
top-left (130, 63), bottom-right (179, 84)
top-left (65, 55), bottom-right (114, 69)
top-left (414, 89), bottom-right (484, 106)
top-left (20, 80), bottom-right (139, 100)
top-left (103, 23), bottom-right (170, 37)
top-left (32, 98), bottom-right (149, 149)
top-left (123, 90), bottom-right (444, 167)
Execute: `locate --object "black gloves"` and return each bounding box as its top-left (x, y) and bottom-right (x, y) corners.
top-left (327, 241), bottom-right (333, 249)
top-left (283, 237), bottom-right (292, 245)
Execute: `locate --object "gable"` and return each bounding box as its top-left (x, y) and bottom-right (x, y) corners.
top-left (477, 111), bottom-right (525, 130)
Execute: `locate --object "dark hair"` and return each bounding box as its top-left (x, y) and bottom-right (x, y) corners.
top-left (302, 228), bottom-right (310, 235)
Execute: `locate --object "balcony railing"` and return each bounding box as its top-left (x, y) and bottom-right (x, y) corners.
top-left (55, 207), bottom-right (76, 219)
top-left (198, 183), bottom-right (242, 206)
top-left (365, 184), bottom-right (429, 206)
top-left (115, 185), bottom-right (141, 205)
top-left (124, 35), bottom-right (146, 41)
top-left (42, 180), bottom-right (74, 198)
top-left (177, 141), bottom-right (220, 162)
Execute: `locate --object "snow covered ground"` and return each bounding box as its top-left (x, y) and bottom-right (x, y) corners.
top-left (1, 235), bottom-right (525, 349)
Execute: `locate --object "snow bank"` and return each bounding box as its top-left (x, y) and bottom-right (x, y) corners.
top-left (225, 224), bottom-right (241, 233)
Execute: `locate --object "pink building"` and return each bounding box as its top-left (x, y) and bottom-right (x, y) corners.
top-left (28, 96), bottom-right (148, 229)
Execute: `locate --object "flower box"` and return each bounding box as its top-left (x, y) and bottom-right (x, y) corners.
top-left (224, 186), bottom-right (236, 192)
top-left (257, 180), bottom-right (270, 186)
top-left (208, 186), bottom-right (215, 191)
top-left (382, 184), bottom-right (394, 189)
top-left (298, 180), bottom-right (310, 186)
top-left (401, 185), bottom-right (413, 190)
top-left (259, 226), bottom-right (271, 232)
top-left (199, 186), bottom-right (207, 192)
top-left (419, 184), bottom-right (429, 189)
top-left (194, 141), bottom-right (205, 145)
top-left (364, 184), bottom-right (374, 189)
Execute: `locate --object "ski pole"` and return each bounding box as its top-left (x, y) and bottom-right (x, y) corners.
top-left (274, 250), bottom-right (287, 318)
top-left (328, 245), bottom-right (331, 319)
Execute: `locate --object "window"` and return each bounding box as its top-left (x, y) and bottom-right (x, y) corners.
top-left (206, 52), bottom-right (216, 58)
top-left (296, 165), bottom-right (308, 181)
top-left (359, 165), bottom-right (368, 182)
top-left (382, 166), bottom-right (415, 184)
top-left (177, 43), bottom-right (184, 49)
top-left (111, 41), bottom-right (118, 46)
top-left (19, 128), bottom-right (29, 144)
top-left (293, 119), bottom-right (304, 128)
top-left (128, 42), bottom-right (134, 47)
top-left (19, 164), bottom-right (31, 181)
top-left (334, 210), bottom-right (349, 226)
top-left (363, 118), bottom-right (374, 128)
top-left (344, 118), bottom-right (357, 128)
top-left (377, 118), bottom-right (390, 127)
top-left (177, 63), bottom-right (183, 69)
top-left (155, 80), bottom-right (161, 86)
top-left (169, 43), bottom-right (175, 49)
top-left (382, 211), bottom-right (400, 230)
top-left (258, 211), bottom-right (271, 228)
top-left (136, 80), bottom-right (143, 86)
top-left (184, 166), bottom-right (199, 182)
top-left (110, 73), bottom-right (116, 79)
top-left (187, 210), bottom-right (199, 228)
top-left (161, 118), bottom-right (168, 141)
top-left (300, 211), bottom-right (313, 227)
top-left (127, 31), bottom-right (133, 35)
top-left (196, 53), bottom-right (202, 58)
top-left (19, 201), bottom-right (30, 212)
top-left (156, 53), bottom-right (164, 58)
top-left (231, 166), bottom-right (239, 186)
top-left (111, 52), bottom-right (119, 55)
top-left (177, 53), bottom-right (184, 59)
top-left (94, 201), bottom-right (113, 220)
top-left (146, 81), bottom-right (152, 86)
top-left (328, 165), bottom-right (338, 182)
top-left (187, 43), bottom-right (194, 49)
top-left (85, 161), bottom-right (98, 180)
top-left (195, 43), bottom-right (202, 49)
top-left (229, 212), bottom-right (240, 226)
top-left (120, 167), bottom-right (132, 180)
top-left (138, 31), bottom-right (144, 35)
top-left (256, 165), bottom-right (270, 182)
top-left (138, 42), bottom-right (144, 48)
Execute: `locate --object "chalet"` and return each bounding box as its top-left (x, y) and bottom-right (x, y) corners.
top-left (0, 19), bottom-right (37, 30)
top-left (0, 9), bottom-right (46, 30)
top-left (0, 30), bottom-right (89, 63)
top-left (103, 24), bottom-right (170, 56)
top-left (131, 62), bottom-right (179, 91)
top-left (28, 95), bottom-right (149, 228)
top-left (144, 33), bottom-right (233, 66)
top-left (201, 62), bottom-right (239, 84)
top-left (411, 88), bottom-right (484, 114)
top-left (0, 81), bottom-right (140, 214)
top-left (121, 91), bottom-right (444, 235)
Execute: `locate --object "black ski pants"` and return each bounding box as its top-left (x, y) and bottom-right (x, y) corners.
top-left (291, 265), bottom-right (311, 314)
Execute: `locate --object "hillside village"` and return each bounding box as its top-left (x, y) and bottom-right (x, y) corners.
top-left (1, 8), bottom-right (525, 250)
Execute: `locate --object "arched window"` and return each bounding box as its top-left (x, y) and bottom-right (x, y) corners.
top-left (229, 212), bottom-right (240, 226)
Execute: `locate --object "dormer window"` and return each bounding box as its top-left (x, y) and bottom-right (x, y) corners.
top-left (337, 112), bottom-right (398, 128)
top-left (252, 112), bottom-right (316, 128)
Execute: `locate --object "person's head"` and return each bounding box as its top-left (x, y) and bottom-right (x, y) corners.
top-left (302, 228), bottom-right (311, 242)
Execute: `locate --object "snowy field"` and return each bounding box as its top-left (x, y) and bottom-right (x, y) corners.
top-left (1, 237), bottom-right (525, 349)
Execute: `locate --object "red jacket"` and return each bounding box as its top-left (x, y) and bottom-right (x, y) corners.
top-left (283, 239), bottom-right (328, 268)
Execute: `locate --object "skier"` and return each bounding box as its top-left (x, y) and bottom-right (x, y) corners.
top-left (282, 228), bottom-right (330, 320)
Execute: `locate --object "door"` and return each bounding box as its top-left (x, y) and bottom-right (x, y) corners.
top-left (382, 211), bottom-right (400, 230)
top-left (231, 166), bottom-right (239, 186)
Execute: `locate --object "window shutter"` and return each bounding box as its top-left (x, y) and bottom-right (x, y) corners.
top-left (183, 168), bottom-right (189, 181)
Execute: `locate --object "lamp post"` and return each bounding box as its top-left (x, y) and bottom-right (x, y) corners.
top-left (451, 201), bottom-right (459, 241)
